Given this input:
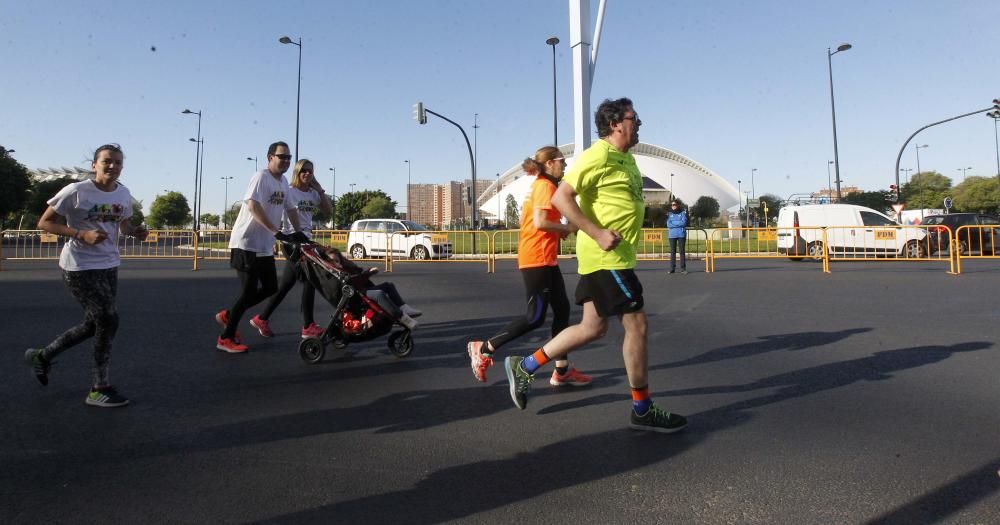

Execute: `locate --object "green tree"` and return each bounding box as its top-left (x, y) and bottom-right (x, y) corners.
top-left (840, 191), bottom-right (893, 213)
top-left (200, 213), bottom-right (220, 227)
top-left (952, 176), bottom-right (999, 213)
top-left (148, 191), bottom-right (192, 229)
top-left (0, 150), bottom-right (32, 230)
top-left (15, 176), bottom-right (77, 229)
top-left (130, 200), bottom-right (145, 228)
top-left (222, 202), bottom-right (241, 229)
top-left (334, 190), bottom-right (397, 227)
top-left (902, 171), bottom-right (952, 209)
top-left (758, 193), bottom-right (783, 226)
top-left (689, 196), bottom-right (720, 226)
top-left (361, 196), bottom-right (396, 218)
top-left (504, 194), bottom-right (519, 228)
top-left (644, 203), bottom-right (669, 228)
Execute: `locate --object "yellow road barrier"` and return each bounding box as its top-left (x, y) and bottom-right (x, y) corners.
top-left (953, 225), bottom-right (1000, 274)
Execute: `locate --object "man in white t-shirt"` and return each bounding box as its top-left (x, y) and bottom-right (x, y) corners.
top-left (214, 141), bottom-right (303, 353)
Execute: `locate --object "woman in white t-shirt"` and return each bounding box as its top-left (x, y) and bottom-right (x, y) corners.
top-left (249, 159), bottom-right (332, 338)
top-left (25, 143), bottom-right (148, 408)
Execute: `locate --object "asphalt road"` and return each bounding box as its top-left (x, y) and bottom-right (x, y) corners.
top-left (2, 257), bottom-right (998, 524)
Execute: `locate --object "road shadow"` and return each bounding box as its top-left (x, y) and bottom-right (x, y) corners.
top-left (864, 457), bottom-right (1000, 524)
top-left (248, 341), bottom-right (991, 524)
top-left (582, 328), bottom-right (872, 378)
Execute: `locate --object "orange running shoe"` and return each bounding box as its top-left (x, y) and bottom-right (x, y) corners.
top-left (250, 315), bottom-right (274, 338)
top-left (467, 341), bottom-right (494, 382)
top-left (215, 309), bottom-right (242, 340)
top-left (301, 323), bottom-right (323, 339)
top-left (216, 336), bottom-right (248, 354)
top-left (549, 367), bottom-right (593, 387)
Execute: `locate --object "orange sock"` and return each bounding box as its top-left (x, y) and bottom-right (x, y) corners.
top-left (631, 385), bottom-right (651, 414)
top-left (521, 348), bottom-right (551, 374)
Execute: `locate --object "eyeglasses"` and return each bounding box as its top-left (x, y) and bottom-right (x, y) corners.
top-left (272, 154), bottom-right (292, 161)
top-left (622, 114), bottom-right (641, 125)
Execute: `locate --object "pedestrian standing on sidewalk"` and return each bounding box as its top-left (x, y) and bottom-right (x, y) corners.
top-left (215, 141), bottom-right (303, 353)
top-left (248, 158), bottom-right (332, 339)
top-left (25, 143), bottom-right (148, 407)
top-left (466, 146), bottom-right (592, 388)
top-left (503, 98), bottom-right (688, 433)
top-left (666, 200), bottom-right (688, 274)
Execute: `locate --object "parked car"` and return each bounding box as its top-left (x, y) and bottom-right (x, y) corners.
top-left (346, 219), bottom-right (453, 260)
top-left (776, 204), bottom-right (927, 260)
top-left (922, 213), bottom-right (1000, 255)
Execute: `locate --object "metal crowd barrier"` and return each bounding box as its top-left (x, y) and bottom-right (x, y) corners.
top-left (953, 225), bottom-right (1000, 274)
top-left (708, 225), bottom-right (955, 273)
top-left (2, 225), bottom-right (987, 275)
top-left (823, 225), bottom-right (952, 272)
top-left (385, 230), bottom-right (490, 272)
top-left (709, 227), bottom-right (826, 272)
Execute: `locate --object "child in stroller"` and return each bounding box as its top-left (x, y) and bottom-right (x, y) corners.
top-left (291, 241), bottom-right (419, 363)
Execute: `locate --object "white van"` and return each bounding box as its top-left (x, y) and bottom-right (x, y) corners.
top-left (776, 204), bottom-right (927, 260)
top-left (347, 219), bottom-right (453, 260)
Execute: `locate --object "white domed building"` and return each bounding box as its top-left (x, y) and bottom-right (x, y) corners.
top-left (478, 142), bottom-right (738, 221)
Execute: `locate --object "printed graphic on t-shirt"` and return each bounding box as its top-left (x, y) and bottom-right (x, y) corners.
top-left (87, 203), bottom-right (126, 223)
top-left (268, 191), bottom-right (285, 205)
top-left (297, 199), bottom-right (318, 214)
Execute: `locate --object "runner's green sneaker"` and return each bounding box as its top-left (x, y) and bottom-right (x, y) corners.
top-left (24, 348), bottom-right (51, 386)
top-left (629, 404), bottom-right (687, 433)
top-left (85, 386), bottom-right (130, 408)
top-left (504, 356), bottom-right (534, 410)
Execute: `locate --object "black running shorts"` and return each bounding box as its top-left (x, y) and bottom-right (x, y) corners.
top-left (574, 269), bottom-right (644, 318)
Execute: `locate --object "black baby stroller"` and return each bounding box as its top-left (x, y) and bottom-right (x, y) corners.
top-left (288, 240), bottom-right (414, 364)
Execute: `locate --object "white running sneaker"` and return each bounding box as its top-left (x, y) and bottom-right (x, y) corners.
top-left (399, 314), bottom-right (419, 330)
top-left (400, 304), bottom-right (422, 318)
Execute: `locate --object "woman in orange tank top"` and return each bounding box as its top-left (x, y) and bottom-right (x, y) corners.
top-left (466, 146), bottom-right (592, 387)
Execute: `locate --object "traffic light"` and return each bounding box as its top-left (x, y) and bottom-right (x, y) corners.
top-left (466, 186), bottom-right (473, 205)
top-left (412, 102), bottom-right (427, 125)
top-left (994, 98), bottom-right (1000, 109)
top-left (887, 185), bottom-right (899, 202)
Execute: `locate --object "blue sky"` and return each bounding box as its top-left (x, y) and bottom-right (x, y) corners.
top-left (2, 0), bottom-right (998, 216)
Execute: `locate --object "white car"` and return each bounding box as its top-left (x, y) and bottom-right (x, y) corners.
top-left (347, 219), bottom-right (453, 260)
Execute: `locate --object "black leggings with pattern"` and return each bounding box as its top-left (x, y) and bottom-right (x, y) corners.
top-left (42, 268), bottom-right (119, 387)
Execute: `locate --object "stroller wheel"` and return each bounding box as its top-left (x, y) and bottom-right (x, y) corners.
top-left (299, 337), bottom-right (326, 364)
top-left (387, 330), bottom-right (414, 358)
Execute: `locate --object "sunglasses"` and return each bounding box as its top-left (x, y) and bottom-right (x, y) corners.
top-left (622, 115), bottom-right (641, 125)
top-left (272, 154), bottom-right (292, 161)
top-left (552, 157), bottom-right (566, 163)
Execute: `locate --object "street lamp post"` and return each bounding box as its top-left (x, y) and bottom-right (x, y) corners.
top-left (988, 110), bottom-right (1000, 210)
top-left (827, 43), bottom-right (852, 201)
top-left (745, 191), bottom-right (752, 230)
top-left (901, 168), bottom-right (913, 186)
top-left (494, 173), bottom-right (500, 228)
top-left (737, 179), bottom-right (742, 235)
top-left (826, 161), bottom-right (834, 200)
top-left (279, 36), bottom-right (303, 161)
top-left (751, 168), bottom-right (757, 202)
top-left (246, 156), bottom-right (257, 171)
top-left (220, 176), bottom-right (233, 229)
top-left (349, 183), bottom-right (356, 193)
top-left (957, 166), bottom-right (972, 181)
top-left (189, 137), bottom-right (205, 232)
top-left (546, 36), bottom-right (560, 145)
top-left (915, 144), bottom-right (929, 177)
top-left (670, 173), bottom-right (674, 198)
top-left (182, 109), bottom-right (202, 231)
top-left (404, 160), bottom-right (411, 220)
top-left (412, 102), bottom-right (479, 250)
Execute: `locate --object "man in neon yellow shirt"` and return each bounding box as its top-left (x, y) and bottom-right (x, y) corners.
top-left (503, 98), bottom-right (687, 433)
